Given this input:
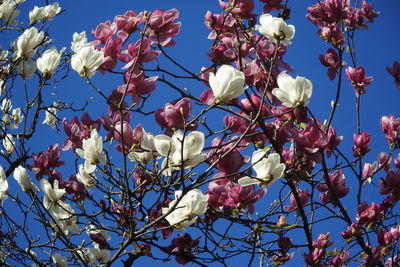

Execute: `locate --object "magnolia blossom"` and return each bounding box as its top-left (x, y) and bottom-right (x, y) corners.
top-left (76, 164), bottom-right (97, 187)
top-left (76, 129), bottom-right (106, 173)
top-left (52, 253), bottom-right (68, 267)
top-left (256, 14), bottom-right (295, 44)
top-left (272, 72), bottom-right (313, 107)
top-left (51, 201), bottom-right (80, 235)
top-left (13, 165), bottom-right (35, 193)
top-left (15, 27), bottom-right (45, 59)
top-left (0, 166), bottom-right (8, 203)
top-left (43, 104), bottom-right (58, 128)
top-left (86, 247), bottom-right (110, 265)
top-left (18, 60), bottom-right (37, 79)
top-left (239, 150), bottom-right (285, 187)
top-left (29, 2), bottom-right (61, 26)
top-left (0, 0), bottom-right (21, 26)
top-left (209, 64), bottom-right (246, 103)
top-left (2, 134), bottom-right (15, 156)
top-left (40, 179), bottom-right (65, 210)
top-left (162, 189), bottom-right (208, 229)
top-left (37, 47), bottom-right (64, 79)
top-left (154, 131), bottom-right (206, 174)
top-left (71, 44), bottom-right (104, 78)
top-left (11, 107), bottom-right (23, 129)
top-left (128, 128), bottom-right (159, 164)
top-left (71, 31), bottom-right (88, 53)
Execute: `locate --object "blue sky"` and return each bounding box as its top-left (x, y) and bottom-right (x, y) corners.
top-left (4, 0), bottom-right (400, 266)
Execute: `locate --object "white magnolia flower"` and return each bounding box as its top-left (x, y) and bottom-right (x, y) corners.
top-left (29, 2), bottom-right (61, 26)
top-left (87, 225), bottom-right (111, 245)
top-left (0, 0), bottom-right (20, 26)
top-left (1, 98), bottom-right (11, 112)
top-left (76, 129), bottom-right (106, 173)
top-left (13, 165), bottom-right (35, 193)
top-left (43, 104), bottom-right (58, 128)
top-left (128, 128), bottom-right (159, 164)
top-left (272, 72), bottom-right (313, 108)
top-left (15, 27), bottom-right (45, 59)
top-left (0, 166), bottom-right (8, 203)
top-left (154, 131), bottom-right (206, 174)
top-left (87, 247), bottom-right (109, 265)
top-left (71, 44), bottom-right (104, 78)
top-left (76, 164), bottom-right (96, 187)
top-left (51, 201), bottom-right (79, 235)
top-left (40, 179), bottom-right (65, 210)
top-left (11, 107), bottom-right (23, 129)
top-left (238, 150), bottom-right (285, 187)
top-left (256, 14), bottom-right (295, 44)
top-left (71, 31), bottom-right (88, 53)
top-left (209, 64), bottom-right (246, 103)
top-left (18, 60), bottom-right (37, 79)
top-left (2, 134), bottom-right (15, 156)
top-left (37, 47), bottom-right (64, 79)
top-left (162, 189), bottom-right (208, 229)
top-left (52, 253), bottom-right (68, 267)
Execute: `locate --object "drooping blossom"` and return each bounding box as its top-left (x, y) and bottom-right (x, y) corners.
top-left (317, 169), bottom-right (350, 206)
top-left (76, 129), bottom-right (106, 173)
top-left (255, 14), bottom-right (295, 44)
top-left (386, 61), bottom-right (400, 90)
top-left (162, 189), bottom-right (208, 229)
top-left (36, 46), bottom-right (64, 79)
top-left (238, 150), bottom-right (285, 187)
top-left (71, 44), bottom-right (104, 78)
top-left (319, 48), bottom-right (345, 80)
top-left (209, 64), bottom-right (246, 103)
top-left (345, 66), bottom-right (373, 96)
top-left (163, 234), bottom-right (199, 265)
top-left (154, 131), bottom-right (206, 174)
top-left (15, 27), bottom-right (45, 59)
top-left (272, 72), bottom-right (313, 107)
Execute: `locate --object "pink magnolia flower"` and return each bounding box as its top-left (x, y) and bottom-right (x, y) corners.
top-left (357, 202), bottom-right (385, 226)
top-left (63, 175), bottom-right (86, 202)
top-left (208, 36), bottom-right (240, 64)
top-left (381, 115), bottom-right (400, 145)
top-left (207, 137), bottom-right (249, 175)
top-left (163, 234), bottom-right (199, 265)
top-left (379, 171), bottom-right (400, 199)
top-left (386, 61), bottom-right (400, 90)
top-left (307, 0), bottom-right (348, 27)
top-left (341, 222), bottom-right (361, 240)
top-left (146, 8), bottom-right (181, 47)
top-left (114, 122), bottom-right (144, 154)
top-left (204, 11), bottom-right (236, 39)
top-left (120, 38), bottom-right (160, 69)
top-left (219, 0), bottom-right (256, 19)
top-left (62, 113), bottom-right (101, 152)
top-left (155, 98), bottom-right (197, 135)
top-left (240, 94), bottom-right (270, 118)
top-left (317, 169), bottom-right (350, 206)
top-left (100, 37), bottom-right (123, 72)
top-left (363, 161), bottom-right (378, 182)
top-left (377, 151), bottom-right (392, 171)
top-left (27, 144), bottom-right (65, 180)
top-left (345, 7), bottom-right (365, 28)
top-left (319, 25), bottom-right (345, 46)
top-left (352, 132), bottom-right (371, 157)
top-left (319, 48), bottom-right (346, 80)
top-left (390, 225), bottom-right (400, 240)
top-left (361, 1), bottom-right (379, 22)
top-left (345, 66), bottom-right (374, 96)
top-left (260, 0), bottom-right (284, 13)
top-left (92, 20), bottom-right (117, 45)
top-left (114, 10), bottom-right (144, 33)
top-left (285, 188), bottom-right (309, 211)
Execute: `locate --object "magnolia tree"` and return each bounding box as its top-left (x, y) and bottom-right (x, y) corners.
top-left (1, 0), bottom-right (400, 266)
